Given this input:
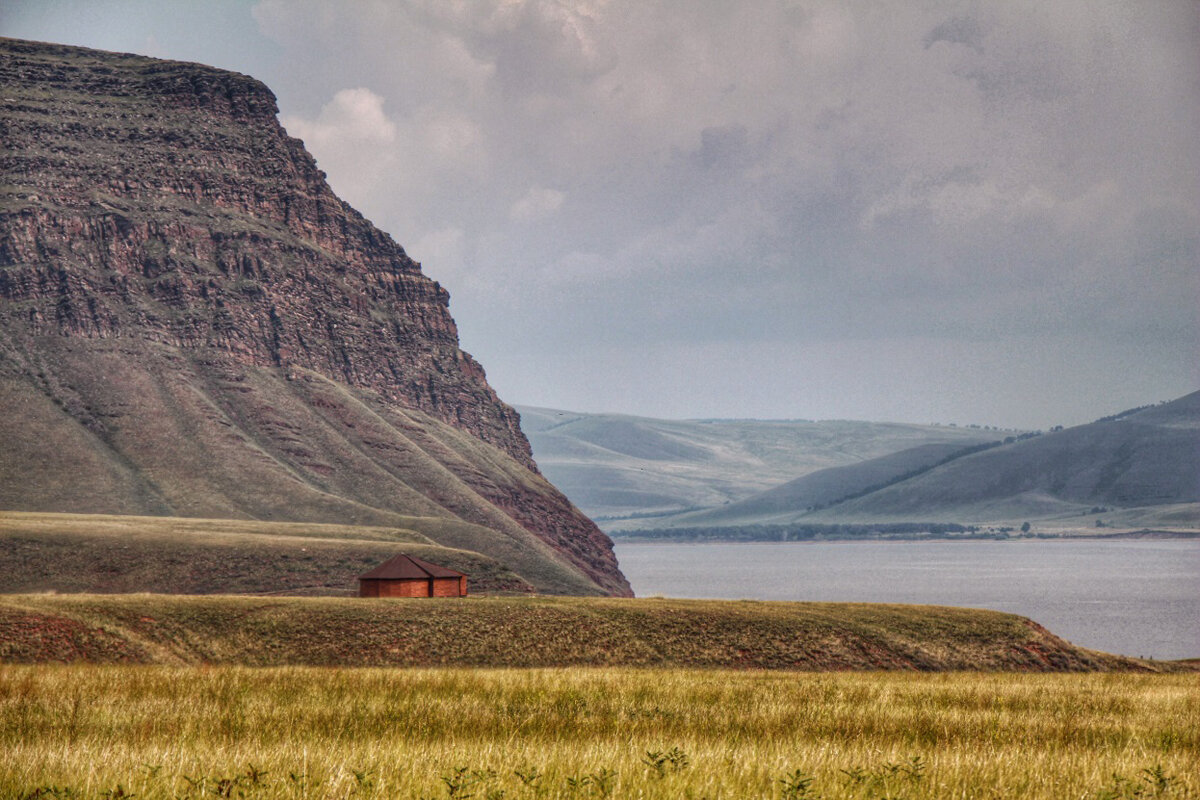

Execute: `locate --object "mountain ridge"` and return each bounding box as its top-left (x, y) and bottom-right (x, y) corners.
top-left (603, 392), bottom-right (1200, 534)
top-left (0, 37), bottom-right (630, 596)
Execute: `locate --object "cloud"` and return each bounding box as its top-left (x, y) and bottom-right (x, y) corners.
top-left (283, 87), bottom-right (396, 147)
top-left (510, 186), bottom-right (565, 222)
top-left (251, 0), bottom-right (1200, 424)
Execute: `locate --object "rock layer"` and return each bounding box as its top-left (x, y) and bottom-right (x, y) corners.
top-left (0, 38), bottom-right (631, 596)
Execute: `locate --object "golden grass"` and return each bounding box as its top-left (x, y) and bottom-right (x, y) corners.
top-left (2, 666), bottom-right (1196, 799)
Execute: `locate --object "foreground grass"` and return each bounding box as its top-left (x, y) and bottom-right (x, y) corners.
top-left (2, 666), bottom-right (1196, 799)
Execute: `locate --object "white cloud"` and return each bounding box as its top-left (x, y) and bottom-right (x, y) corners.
top-left (282, 87), bottom-right (396, 147)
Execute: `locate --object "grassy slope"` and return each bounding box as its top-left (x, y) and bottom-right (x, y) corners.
top-left (0, 511), bottom-right (536, 595)
top-left (0, 593), bottom-right (1186, 672)
top-left (517, 406), bottom-right (998, 524)
top-left (0, 346), bottom-right (605, 596)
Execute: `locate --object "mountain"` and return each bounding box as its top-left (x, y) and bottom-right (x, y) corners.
top-left (620, 392), bottom-right (1200, 533)
top-left (660, 442), bottom-right (979, 527)
top-left (801, 392), bottom-right (1200, 526)
top-left (516, 406), bottom-right (1000, 527)
top-left (0, 38), bottom-right (629, 596)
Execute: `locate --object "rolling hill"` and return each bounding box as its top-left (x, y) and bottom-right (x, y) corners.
top-left (804, 392), bottom-right (1200, 525)
top-left (516, 406), bottom-right (999, 526)
top-left (0, 593), bottom-right (1182, 671)
top-left (616, 392), bottom-right (1200, 534)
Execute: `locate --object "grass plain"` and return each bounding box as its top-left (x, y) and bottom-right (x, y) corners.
top-left (0, 511), bottom-right (537, 595)
top-left (2, 665), bottom-right (1197, 799)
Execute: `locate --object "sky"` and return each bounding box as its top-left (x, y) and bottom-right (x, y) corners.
top-left (4, 1), bottom-right (1198, 429)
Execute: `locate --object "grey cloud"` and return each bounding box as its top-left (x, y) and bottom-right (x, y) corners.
top-left (4, 0), bottom-right (1193, 426)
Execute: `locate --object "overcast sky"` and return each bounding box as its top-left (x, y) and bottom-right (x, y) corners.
top-left (5, 1), bottom-right (1198, 429)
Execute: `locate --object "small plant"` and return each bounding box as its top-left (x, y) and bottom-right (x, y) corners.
top-left (100, 787), bottom-right (134, 800)
top-left (642, 751), bottom-right (668, 778)
top-left (18, 789), bottom-right (78, 800)
top-left (352, 769), bottom-right (375, 791)
top-left (588, 768), bottom-right (618, 797)
top-left (441, 767), bottom-right (495, 799)
top-left (779, 769), bottom-right (820, 799)
top-left (839, 766), bottom-right (868, 785)
top-left (563, 775), bottom-right (591, 794)
top-left (1141, 764), bottom-right (1174, 796)
top-left (242, 765), bottom-right (268, 786)
top-left (1095, 765), bottom-right (1183, 799)
top-left (513, 767), bottom-right (542, 788)
top-left (642, 747), bottom-right (690, 778)
top-left (904, 756), bottom-right (927, 781)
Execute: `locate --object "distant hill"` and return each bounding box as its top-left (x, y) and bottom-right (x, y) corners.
top-left (805, 391), bottom-right (1200, 525)
top-left (661, 442), bottom-right (984, 527)
top-left (617, 392), bottom-right (1200, 534)
top-left (516, 406), bottom-right (999, 526)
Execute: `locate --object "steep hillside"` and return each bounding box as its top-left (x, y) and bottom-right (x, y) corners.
top-left (0, 38), bottom-right (629, 596)
top-left (517, 406), bottom-right (998, 526)
top-left (0, 593), bottom-right (1179, 671)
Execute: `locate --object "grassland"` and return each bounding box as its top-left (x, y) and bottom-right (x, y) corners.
top-left (0, 593), bottom-right (1182, 672)
top-left (2, 665), bottom-right (1196, 799)
top-left (0, 512), bottom-right (536, 595)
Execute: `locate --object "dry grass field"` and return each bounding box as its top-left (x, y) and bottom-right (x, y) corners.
top-left (2, 666), bottom-right (1196, 799)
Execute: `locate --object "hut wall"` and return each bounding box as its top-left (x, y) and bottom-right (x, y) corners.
top-left (431, 576), bottom-right (467, 597)
top-left (360, 579), bottom-right (433, 598)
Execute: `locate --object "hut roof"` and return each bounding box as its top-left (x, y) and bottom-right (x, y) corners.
top-left (358, 553), bottom-right (466, 581)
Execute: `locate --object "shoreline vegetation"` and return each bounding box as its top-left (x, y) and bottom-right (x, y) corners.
top-left (2, 666), bottom-right (1197, 799)
top-left (611, 524), bottom-right (1200, 542)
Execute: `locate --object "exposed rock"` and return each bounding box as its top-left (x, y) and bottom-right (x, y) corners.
top-left (0, 37), bottom-right (631, 597)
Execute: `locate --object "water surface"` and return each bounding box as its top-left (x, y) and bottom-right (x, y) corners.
top-left (613, 539), bottom-right (1200, 661)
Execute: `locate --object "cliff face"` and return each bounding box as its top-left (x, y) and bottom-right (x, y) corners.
top-left (0, 38), bottom-right (631, 597)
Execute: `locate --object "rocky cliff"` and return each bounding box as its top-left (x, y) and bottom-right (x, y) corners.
top-left (0, 38), bottom-right (631, 596)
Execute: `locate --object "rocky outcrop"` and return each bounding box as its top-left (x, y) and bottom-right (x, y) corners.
top-left (0, 38), bottom-right (631, 596)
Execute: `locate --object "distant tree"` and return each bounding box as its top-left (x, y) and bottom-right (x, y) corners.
top-left (1021, 522), bottom-right (1031, 533)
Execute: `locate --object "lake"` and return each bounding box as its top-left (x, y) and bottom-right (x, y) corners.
top-left (613, 539), bottom-right (1200, 661)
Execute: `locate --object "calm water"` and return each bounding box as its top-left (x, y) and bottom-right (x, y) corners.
top-left (613, 539), bottom-right (1200, 661)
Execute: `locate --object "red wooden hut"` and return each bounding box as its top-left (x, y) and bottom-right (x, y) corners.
top-left (357, 553), bottom-right (468, 597)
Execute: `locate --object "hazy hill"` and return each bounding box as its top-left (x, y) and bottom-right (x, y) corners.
top-left (623, 392), bottom-right (1200, 533)
top-left (517, 406), bottom-right (1001, 526)
top-left (662, 442), bottom-right (979, 527)
top-left (0, 38), bottom-right (627, 596)
top-left (805, 391), bottom-right (1200, 525)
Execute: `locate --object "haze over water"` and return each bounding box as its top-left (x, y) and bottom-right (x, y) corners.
top-left (615, 539), bottom-right (1200, 661)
